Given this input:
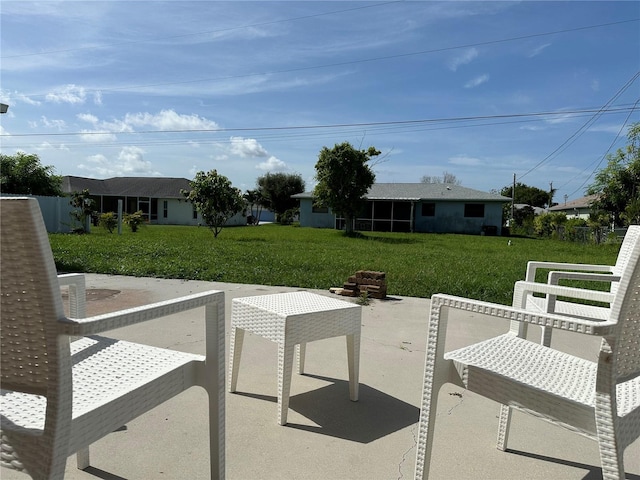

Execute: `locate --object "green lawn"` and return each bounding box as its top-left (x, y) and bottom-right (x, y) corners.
top-left (49, 224), bottom-right (621, 305)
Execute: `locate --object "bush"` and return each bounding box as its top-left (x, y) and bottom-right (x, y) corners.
top-left (123, 210), bottom-right (145, 232)
top-left (534, 212), bottom-right (567, 238)
top-left (99, 212), bottom-right (118, 233)
top-left (278, 208), bottom-right (299, 225)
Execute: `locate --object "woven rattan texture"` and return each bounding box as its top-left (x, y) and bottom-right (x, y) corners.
top-left (0, 198), bottom-right (226, 479)
top-left (1, 198), bottom-right (66, 395)
top-left (230, 291), bottom-right (361, 425)
top-left (231, 292), bottom-right (361, 344)
top-left (414, 233), bottom-right (640, 480)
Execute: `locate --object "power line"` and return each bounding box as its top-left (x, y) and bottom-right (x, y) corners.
top-left (2, 106), bottom-right (636, 140)
top-left (517, 71), bottom-right (640, 181)
top-left (564, 97), bottom-right (640, 198)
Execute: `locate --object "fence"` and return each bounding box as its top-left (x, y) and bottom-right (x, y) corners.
top-left (1, 194), bottom-right (76, 233)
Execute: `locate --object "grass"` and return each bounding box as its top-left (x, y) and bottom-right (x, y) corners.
top-left (49, 223), bottom-right (621, 305)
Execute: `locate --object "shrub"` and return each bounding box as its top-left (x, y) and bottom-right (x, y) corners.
top-left (123, 210), bottom-right (145, 232)
top-left (99, 212), bottom-right (118, 233)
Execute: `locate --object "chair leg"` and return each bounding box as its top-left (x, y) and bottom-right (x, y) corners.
top-left (296, 343), bottom-right (306, 374)
top-left (497, 404), bottom-right (512, 451)
top-left (346, 333), bottom-right (360, 401)
top-left (415, 360), bottom-right (457, 480)
top-left (595, 404), bottom-right (624, 480)
top-left (229, 327), bottom-right (245, 392)
top-left (277, 342), bottom-right (296, 425)
top-left (76, 447), bottom-right (90, 470)
top-left (598, 441), bottom-right (624, 480)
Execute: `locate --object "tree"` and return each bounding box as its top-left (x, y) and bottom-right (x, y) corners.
top-left (243, 189), bottom-right (266, 225)
top-left (181, 170), bottom-right (245, 237)
top-left (314, 142), bottom-right (379, 234)
top-left (500, 182), bottom-right (552, 208)
top-left (256, 172), bottom-right (305, 223)
top-left (0, 152), bottom-right (63, 196)
top-left (69, 189), bottom-right (96, 233)
top-left (420, 171), bottom-right (461, 185)
top-left (587, 122), bottom-right (640, 226)
top-left (500, 182), bottom-right (554, 230)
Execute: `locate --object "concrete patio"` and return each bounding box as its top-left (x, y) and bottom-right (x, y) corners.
top-left (4, 273), bottom-right (639, 480)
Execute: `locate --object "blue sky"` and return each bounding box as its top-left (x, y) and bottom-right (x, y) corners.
top-left (1, 1), bottom-right (639, 203)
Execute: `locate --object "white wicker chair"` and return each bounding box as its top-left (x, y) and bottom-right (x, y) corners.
top-left (414, 235), bottom-right (640, 480)
top-left (0, 197), bottom-right (226, 480)
top-left (524, 226), bottom-right (640, 330)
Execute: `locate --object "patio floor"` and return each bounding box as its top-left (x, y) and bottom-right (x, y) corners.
top-left (4, 273), bottom-right (639, 480)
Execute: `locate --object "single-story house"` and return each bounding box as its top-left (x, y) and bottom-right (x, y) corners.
top-left (548, 194), bottom-right (598, 220)
top-left (61, 176), bottom-right (252, 226)
top-left (293, 183), bottom-right (511, 235)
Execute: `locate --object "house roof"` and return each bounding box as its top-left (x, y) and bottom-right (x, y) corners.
top-left (62, 176), bottom-right (192, 199)
top-left (548, 194), bottom-right (598, 212)
top-left (293, 183), bottom-right (510, 202)
top-left (514, 203), bottom-right (546, 215)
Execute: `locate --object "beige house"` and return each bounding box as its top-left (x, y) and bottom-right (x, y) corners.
top-left (548, 194), bottom-right (598, 220)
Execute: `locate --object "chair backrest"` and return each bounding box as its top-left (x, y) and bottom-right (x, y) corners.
top-left (1, 197), bottom-right (73, 477)
top-left (0, 197), bottom-right (67, 395)
top-left (606, 234), bottom-right (640, 381)
top-left (611, 225), bottom-right (640, 295)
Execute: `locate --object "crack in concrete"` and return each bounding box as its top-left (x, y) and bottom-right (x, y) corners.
top-left (397, 424), bottom-right (418, 480)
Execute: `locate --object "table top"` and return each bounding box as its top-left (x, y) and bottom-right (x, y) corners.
top-left (232, 291), bottom-right (360, 317)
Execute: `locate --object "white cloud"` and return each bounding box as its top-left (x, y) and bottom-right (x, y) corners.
top-left (464, 74), bottom-right (489, 88)
top-left (449, 154), bottom-right (482, 166)
top-left (78, 147), bottom-right (161, 177)
top-left (256, 156), bottom-right (287, 171)
top-left (46, 84), bottom-right (87, 104)
top-left (528, 43), bottom-right (551, 58)
top-left (591, 79), bottom-right (600, 91)
top-left (77, 113), bottom-right (99, 124)
top-left (1, 90), bottom-right (41, 106)
top-left (229, 136), bottom-right (268, 158)
top-left (124, 109), bottom-right (218, 131)
top-left (79, 131), bottom-right (118, 143)
top-left (448, 48), bottom-right (478, 71)
top-left (35, 141), bottom-right (69, 152)
top-left (39, 116), bottom-right (66, 130)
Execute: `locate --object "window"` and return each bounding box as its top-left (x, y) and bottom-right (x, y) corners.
top-left (393, 201), bottom-right (412, 220)
top-left (421, 203), bottom-right (435, 217)
top-left (464, 203), bottom-right (485, 218)
top-left (312, 204), bottom-right (328, 214)
top-left (374, 201), bottom-right (392, 219)
top-left (192, 207), bottom-right (198, 220)
top-left (163, 200), bottom-right (168, 218)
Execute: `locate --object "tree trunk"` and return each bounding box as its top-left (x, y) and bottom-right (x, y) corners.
top-left (345, 214), bottom-right (354, 234)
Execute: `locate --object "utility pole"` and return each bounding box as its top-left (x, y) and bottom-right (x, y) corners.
top-left (549, 181), bottom-right (554, 209)
top-left (511, 173), bottom-right (516, 224)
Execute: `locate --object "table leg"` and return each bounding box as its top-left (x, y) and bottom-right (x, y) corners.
top-left (296, 343), bottom-right (306, 374)
top-left (278, 342), bottom-right (296, 425)
top-left (229, 327), bottom-right (245, 392)
top-left (346, 333), bottom-right (360, 401)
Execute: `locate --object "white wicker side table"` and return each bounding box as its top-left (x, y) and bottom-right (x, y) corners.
top-left (229, 291), bottom-right (362, 425)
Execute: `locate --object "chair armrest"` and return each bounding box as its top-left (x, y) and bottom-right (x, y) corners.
top-left (547, 270), bottom-right (620, 285)
top-left (525, 260), bottom-right (613, 281)
top-left (513, 280), bottom-right (615, 305)
top-left (58, 273), bottom-right (86, 318)
top-left (430, 293), bottom-right (616, 336)
top-left (58, 290), bottom-right (224, 336)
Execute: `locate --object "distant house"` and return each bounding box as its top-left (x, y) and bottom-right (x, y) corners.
top-left (548, 194), bottom-right (598, 220)
top-left (293, 183), bottom-right (511, 235)
top-left (62, 176), bottom-right (247, 226)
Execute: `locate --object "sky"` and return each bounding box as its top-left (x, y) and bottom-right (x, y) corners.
top-left (1, 1), bottom-right (639, 203)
